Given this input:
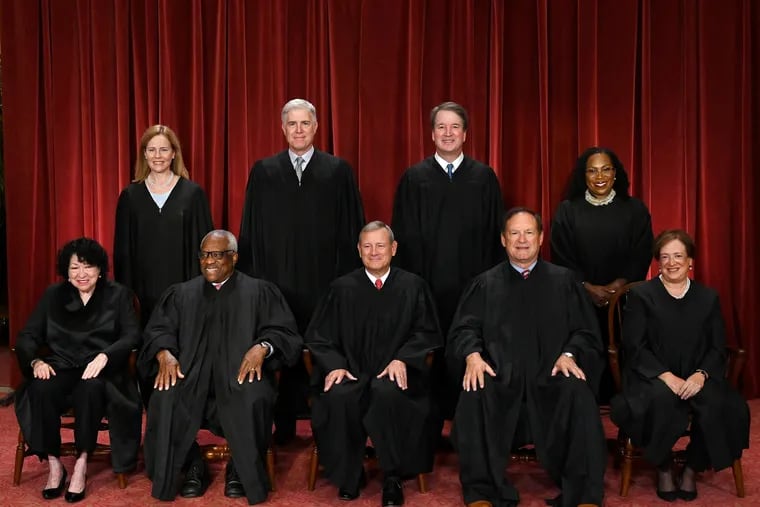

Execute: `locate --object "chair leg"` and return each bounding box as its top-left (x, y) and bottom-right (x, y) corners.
top-left (732, 459), bottom-right (745, 498)
top-left (307, 444), bottom-right (319, 491)
top-left (117, 472), bottom-right (127, 489)
top-left (266, 446), bottom-right (276, 492)
top-left (619, 439), bottom-right (634, 497)
top-left (416, 473), bottom-right (427, 493)
top-left (13, 429), bottom-right (26, 486)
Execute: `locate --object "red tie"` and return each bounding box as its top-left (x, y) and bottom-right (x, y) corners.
top-left (522, 270), bottom-right (530, 279)
top-left (213, 283), bottom-right (222, 290)
top-left (375, 278), bottom-right (383, 290)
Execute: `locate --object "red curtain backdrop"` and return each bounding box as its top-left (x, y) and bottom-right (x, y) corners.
top-left (2, 0), bottom-right (758, 394)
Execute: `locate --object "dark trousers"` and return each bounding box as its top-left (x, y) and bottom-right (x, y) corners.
top-left (25, 368), bottom-right (106, 458)
top-left (454, 375), bottom-right (605, 507)
top-left (312, 377), bottom-right (434, 492)
top-left (273, 360), bottom-right (310, 435)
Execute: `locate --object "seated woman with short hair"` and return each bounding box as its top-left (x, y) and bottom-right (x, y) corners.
top-left (14, 238), bottom-right (142, 503)
top-left (611, 229), bottom-right (749, 502)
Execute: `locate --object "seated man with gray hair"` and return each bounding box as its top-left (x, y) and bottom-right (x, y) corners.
top-left (305, 221), bottom-right (442, 506)
top-left (139, 230), bottom-right (302, 505)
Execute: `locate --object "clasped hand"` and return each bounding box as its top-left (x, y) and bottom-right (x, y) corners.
top-left (584, 278), bottom-right (626, 307)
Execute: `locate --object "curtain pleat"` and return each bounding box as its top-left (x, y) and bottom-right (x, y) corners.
top-left (2, 0), bottom-right (758, 395)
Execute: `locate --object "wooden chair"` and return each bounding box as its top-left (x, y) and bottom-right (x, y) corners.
top-left (606, 281), bottom-right (746, 497)
top-left (302, 349), bottom-right (429, 493)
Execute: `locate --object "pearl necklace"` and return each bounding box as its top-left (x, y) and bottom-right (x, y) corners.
top-left (585, 188), bottom-right (616, 206)
top-left (659, 275), bottom-right (691, 299)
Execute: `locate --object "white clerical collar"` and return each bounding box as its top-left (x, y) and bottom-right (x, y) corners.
top-left (434, 152), bottom-right (464, 174)
top-left (365, 268), bottom-right (390, 285)
top-left (289, 147), bottom-right (315, 167)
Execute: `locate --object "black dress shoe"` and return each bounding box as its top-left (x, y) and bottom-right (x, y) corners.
top-left (677, 486), bottom-right (698, 501)
top-left (382, 476), bottom-right (404, 506)
top-left (656, 489), bottom-right (678, 502)
top-left (180, 461), bottom-right (209, 498)
top-left (338, 469), bottom-right (367, 501)
top-left (338, 487), bottom-right (360, 501)
top-left (64, 487), bottom-right (86, 503)
top-left (42, 467), bottom-right (67, 500)
top-left (224, 459), bottom-right (246, 498)
top-left (64, 474), bottom-right (86, 504)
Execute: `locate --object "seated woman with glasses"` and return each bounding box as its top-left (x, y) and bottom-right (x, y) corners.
top-left (611, 229), bottom-right (749, 501)
top-left (550, 146), bottom-right (653, 402)
top-left (14, 238), bottom-right (142, 503)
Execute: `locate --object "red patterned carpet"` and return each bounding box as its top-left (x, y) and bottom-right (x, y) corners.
top-left (0, 403), bottom-right (756, 506)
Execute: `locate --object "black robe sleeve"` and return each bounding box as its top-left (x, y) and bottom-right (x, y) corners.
top-left (137, 285), bottom-right (183, 382)
top-left (113, 189), bottom-right (133, 288)
top-left (621, 199), bottom-right (654, 283)
top-left (15, 287), bottom-right (54, 376)
top-left (550, 201), bottom-right (582, 277)
top-left (237, 161), bottom-right (260, 277)
top-left (305, 289), bottom-right (351, 375)
top-left (623, 289), bottom-right (669, 379)
top-left (251, 281), bottom-right (304, 370)
top-left (101, 286), bottom-right (140, 366)
top-left (391, 172), bottom-right (424, 276)
top-left (334, 160), bottom-right (365, 277)
top-left (393, 281), bottom-right (442, 372)
top-left (446, 276), bottom-right (487, 362)
top-left (700, 295), bottom-right (728, 379)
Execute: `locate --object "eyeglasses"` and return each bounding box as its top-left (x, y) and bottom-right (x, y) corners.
top-left (585, 167), bottom-right (614, 176)
top-left (198, 250), bottom-right (234, 260)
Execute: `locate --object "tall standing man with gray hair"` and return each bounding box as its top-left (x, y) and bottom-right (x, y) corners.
top-left (238, 99), bottom-right (365, 443)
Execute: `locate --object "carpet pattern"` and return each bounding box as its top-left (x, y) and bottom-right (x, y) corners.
top-left (0, 402), bottom-right (756, 506)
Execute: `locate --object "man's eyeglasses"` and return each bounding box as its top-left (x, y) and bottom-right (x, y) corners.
top-left (198, 250), bottom-right (234, 260)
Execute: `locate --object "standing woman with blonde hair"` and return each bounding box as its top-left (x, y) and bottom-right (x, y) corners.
top-left (114, 125), bottom-right (213, 326)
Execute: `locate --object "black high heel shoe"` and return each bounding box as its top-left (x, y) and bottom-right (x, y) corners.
top-left (42, 467), bottom-right (67, 500)
top-left (656, 465), bottom-right (678, 502)
top-left (64, 475), bottom-right (87, 503)
top-left (677, 466), bottom-right (698, 501)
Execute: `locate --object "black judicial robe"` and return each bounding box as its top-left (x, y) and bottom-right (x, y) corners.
top-left (14, 280), bottom-right (142, 472)
top-left (611, 279), bottom-right (749, 470)
top-left (306, 268), bottom-right (443, 484)
top-left (448, 260), bottom-right (604, 504)
top-left (138, 271), bottom-right (302, 504)
top-left (550, 196), bottom-right (653, 286)
top-left (391, 156), bottom-right (504, 334)
top-left (114, 178), bottom-right (213, 325)
top-left (238, 149), bottom-right (365, 332)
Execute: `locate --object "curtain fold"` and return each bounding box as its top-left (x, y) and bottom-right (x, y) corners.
top-left (2, 0), bottom-right (758, 395)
